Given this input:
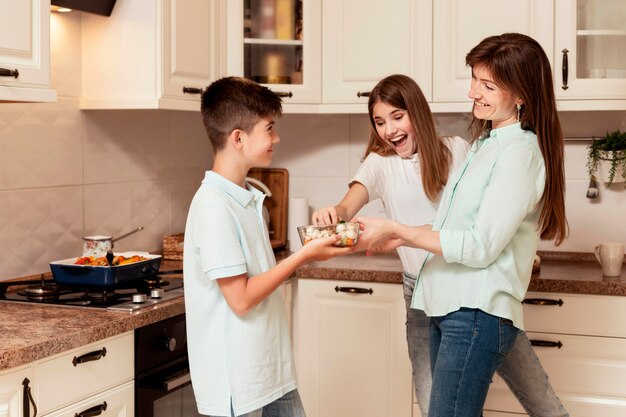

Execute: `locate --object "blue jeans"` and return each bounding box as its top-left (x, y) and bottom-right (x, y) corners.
top-left (428, 308), bottom-right (519, 417)
top-left (225, 389), bottom-right (306, 417)
top-left (402, 272), bottom-right (568, 417)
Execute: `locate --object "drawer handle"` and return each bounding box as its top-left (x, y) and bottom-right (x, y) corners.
top-left (74, 401), bottom-right (107, 417)
top-left (274, 91), bottom-right (293, 98)
top-left (530, 339), bottom-right (563, 349)
top-left (356, 91), bottom-right (370, 98)
top-left (0, 67), bottom-right (19, 78)
top-left (522, 298), bottom-right (564, 307)
top-left (22, 378), bottom-right (38, 417)
top-left (72, 347), bottom-right (107, 366)
top-left (182, 86), bottom-right (203, 94)
top-left (335, 285), bottom-right (373, 295)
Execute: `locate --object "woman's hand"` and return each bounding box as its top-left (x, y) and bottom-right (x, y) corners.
top-left (352, 216), bottom-right (401, 254)
top-left (312, 206), bottom-right (343, 225)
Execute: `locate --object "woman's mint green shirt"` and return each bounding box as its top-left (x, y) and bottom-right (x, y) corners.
top-left (411, 123), bottom-right (546, 330)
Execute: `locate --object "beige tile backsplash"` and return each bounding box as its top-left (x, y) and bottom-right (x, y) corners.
top-left (0, 13), bottom-right (625, 278)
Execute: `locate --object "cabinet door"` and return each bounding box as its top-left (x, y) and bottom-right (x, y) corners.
top-left (322, 0), bottom-right (431, 104)
top-left (0, 0), bottom-right (55, 102)
top-left (554, 0), bottom-right (626, 106)
top-left (161, 0), bottom-right (218, 104)
top-left (294, 279), bottom-right (412, 417)
top-left (0, 365), bottom-right (34, 417)
top-left (484, 332), bottom-right (626, 416)
top-left (222, 0), bottom-right (322, 104)
top-left (432, 0), bottom-right (553, 104)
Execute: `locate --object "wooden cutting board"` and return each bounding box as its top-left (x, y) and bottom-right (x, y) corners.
top-left (247, 168), bottom-right (289, 249)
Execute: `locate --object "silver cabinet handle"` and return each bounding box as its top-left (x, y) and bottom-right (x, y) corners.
top-left (164, 372), bottom-right (191, 391)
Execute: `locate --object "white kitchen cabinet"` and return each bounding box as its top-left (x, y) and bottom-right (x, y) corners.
top-left (0, 364), bottom-right (35, 417)
top-left (554, 0), bottom-right (626, 109)
top-left (484, 292), bottom-right (626, 416)
top-left (0, 332), bottom-right (133, 417)
top-left (220, 0), bottom-right (322, 107)
top-left (35, 332), bottom-right (134, 415)
top-left (42, 382), bottom-right (133, 417)
top-left (0, 0), bottom-right (56, 103)
top-left (80, 0), bottom-right (218, 111)
top-left (293, 278), bottom-right (412, 417)
top-left (432, 0), bottom-right (553, 109)
top-left (321, 0), bottom-right (432, 105)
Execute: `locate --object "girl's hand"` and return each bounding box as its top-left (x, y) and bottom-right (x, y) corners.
top-left (312, 206), bottom-right (341, 225)
top-left (299, 234), bottom-right (353, 261)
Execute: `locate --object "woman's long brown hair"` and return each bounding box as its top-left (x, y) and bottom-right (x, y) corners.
top-left (465, 33), bottom-right (569, 245)
top-left (364, 74), bottom-right (452, 202)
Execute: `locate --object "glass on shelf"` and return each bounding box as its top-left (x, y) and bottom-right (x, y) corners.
top-left (575, 0), bottom-right (626, 80)
top-left (246, 0), bottom-right (300, 40)
top-left (243, 0), bottom-right (303, 85)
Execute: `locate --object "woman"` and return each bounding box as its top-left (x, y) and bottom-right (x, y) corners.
top-left (352, 34), bottom-right (569, 417)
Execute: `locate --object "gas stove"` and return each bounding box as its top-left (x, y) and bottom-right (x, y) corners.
top-left (0, 271), bottom-right (184, 312)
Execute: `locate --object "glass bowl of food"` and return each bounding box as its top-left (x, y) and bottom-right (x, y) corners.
top-left (297, 221), bottom-right (360, 247)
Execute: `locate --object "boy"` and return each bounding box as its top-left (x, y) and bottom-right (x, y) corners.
top-left (184, 77), bottom-right (350, 417)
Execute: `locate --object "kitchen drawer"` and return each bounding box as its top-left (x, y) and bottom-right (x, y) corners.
top-left (35, 332), bottom-right (133, 415)
top-left (484, 332), bottom-right (626, 416)
top-left (42, 380), bottom-right (134, 417)
top-left (523, 292), bottom-right (626, 338)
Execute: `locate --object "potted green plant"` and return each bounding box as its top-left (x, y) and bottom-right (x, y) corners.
top-left (587, 130), bottom-right (626, 187)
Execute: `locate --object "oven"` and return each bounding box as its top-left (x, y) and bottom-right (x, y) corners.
top-left (135, 313), bottom-right (201, 417)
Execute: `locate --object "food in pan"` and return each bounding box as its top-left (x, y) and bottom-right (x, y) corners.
top-left (74, 254), bottom-right (149, 266)
top-left (297, 221), bottom-right (360, 247)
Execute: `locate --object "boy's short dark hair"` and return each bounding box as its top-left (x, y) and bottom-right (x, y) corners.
top-left (201, 76), bottom-right (283, 151)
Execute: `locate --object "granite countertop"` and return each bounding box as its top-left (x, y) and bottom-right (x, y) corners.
top-left (2, 252), bottom-right (625, 372)
top-left (293, 251), bottom-right (626, 296)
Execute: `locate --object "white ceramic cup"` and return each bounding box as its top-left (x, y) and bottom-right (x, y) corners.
top-left (594, 242), bottom-right (625, 277)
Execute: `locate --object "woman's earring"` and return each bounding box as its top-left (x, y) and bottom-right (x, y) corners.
top-left (516, 103), bottom-right (522, 122)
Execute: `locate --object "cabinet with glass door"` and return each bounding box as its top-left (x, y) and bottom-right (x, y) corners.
top-left (555, 0), bottom-right (626, 109)
top-left (223, 0), bottom-right (321, 105)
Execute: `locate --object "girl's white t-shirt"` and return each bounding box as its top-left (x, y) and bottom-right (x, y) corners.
top-left (351, 136), bottom-right (470, 275)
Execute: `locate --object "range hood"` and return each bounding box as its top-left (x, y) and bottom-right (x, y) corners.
top-left (51, 0), bottom-right (117, 16)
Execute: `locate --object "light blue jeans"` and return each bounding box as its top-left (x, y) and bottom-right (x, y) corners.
top-left (223, 389), bottom-right (306, 417)
top-left (403, 272), bottom-right (569, 417)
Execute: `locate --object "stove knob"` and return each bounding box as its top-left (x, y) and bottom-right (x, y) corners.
top-left (150, 289), bottom-right (165, 299)
top-left (161, 337), bottom-right (177, 352)
top-left (132, 293), bottom-right (148, 304)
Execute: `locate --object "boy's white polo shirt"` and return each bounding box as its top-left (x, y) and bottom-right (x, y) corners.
top-left (184, 171), bottom-right (296, 416)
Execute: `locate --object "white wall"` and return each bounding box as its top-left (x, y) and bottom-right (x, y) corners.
top-left (0, 13), bottom-right (624, 279)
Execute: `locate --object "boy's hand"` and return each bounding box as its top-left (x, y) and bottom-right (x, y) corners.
top-left (299, 234), bottom-right (353, 261)
top-left (312, 206), bottom-right (341, 225)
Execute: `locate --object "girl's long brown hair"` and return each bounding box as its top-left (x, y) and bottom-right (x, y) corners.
top-left (465, 33), bottom-right (569, 245)
top-left (364, 74), bottom-right (452, 202)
